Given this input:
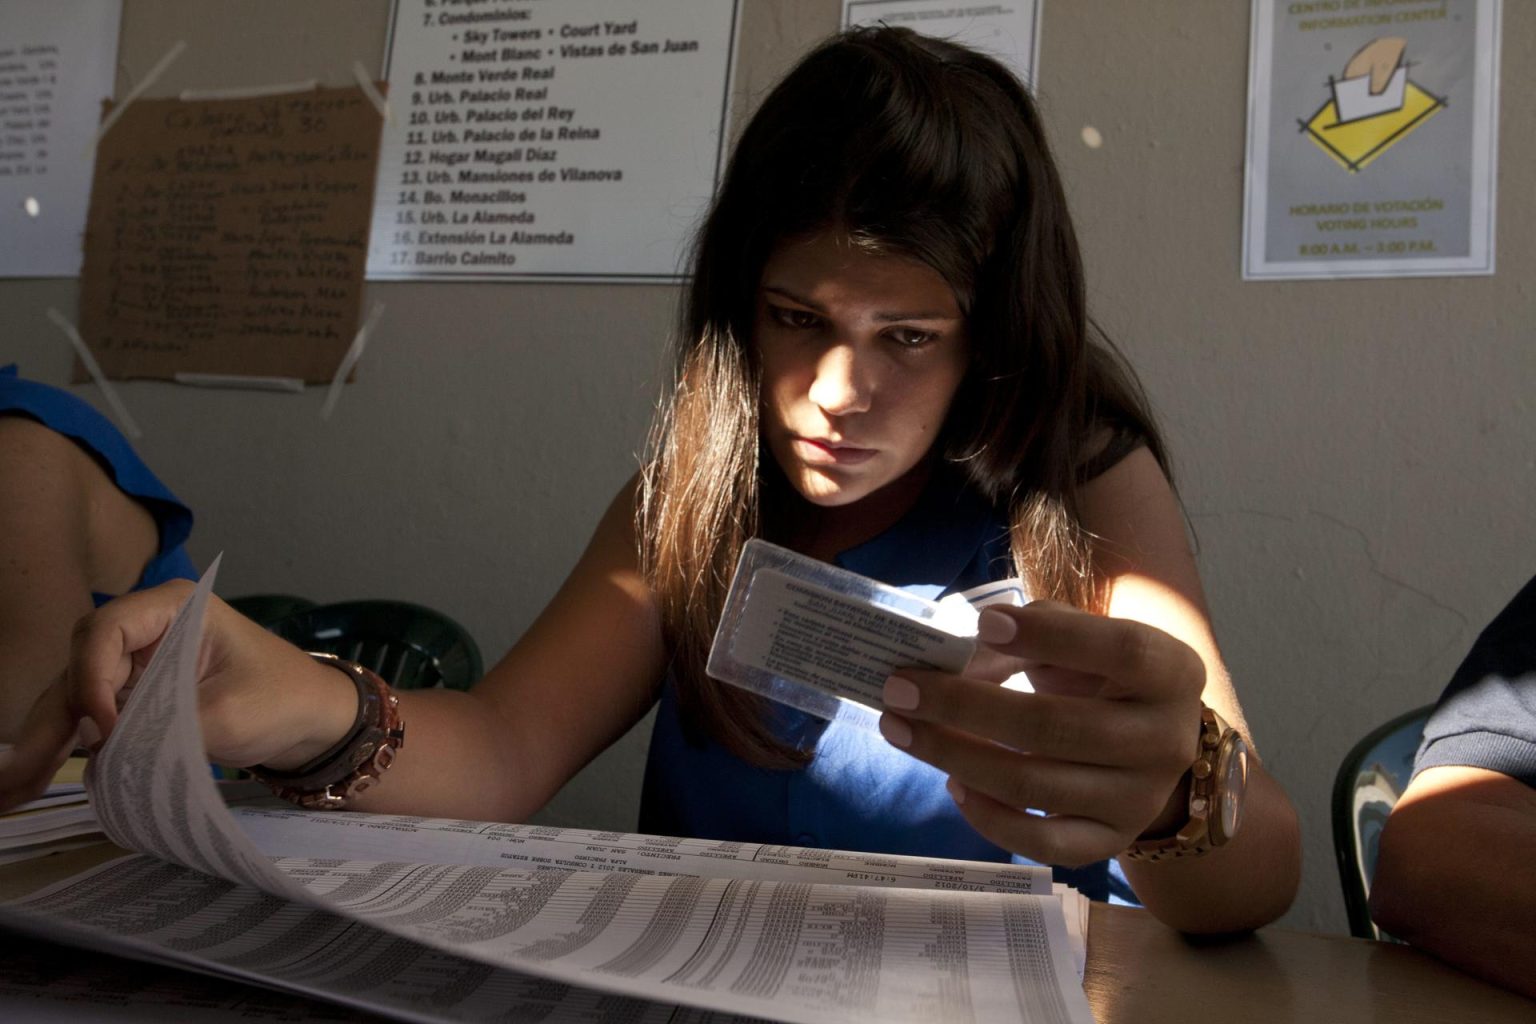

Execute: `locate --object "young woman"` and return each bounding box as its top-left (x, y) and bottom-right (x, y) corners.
top-left (1, 27), bottom-right (1299, 933)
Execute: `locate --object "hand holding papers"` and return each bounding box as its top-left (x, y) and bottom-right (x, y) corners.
top-left (1, 560), bottom-right (1097, 1024)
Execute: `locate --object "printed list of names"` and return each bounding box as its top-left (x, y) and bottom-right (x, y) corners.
top-left (368, 0), bottom-right (738, 281)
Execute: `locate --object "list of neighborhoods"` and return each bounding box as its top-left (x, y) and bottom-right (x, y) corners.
top-left (367, 0), bottom-right (738, 281)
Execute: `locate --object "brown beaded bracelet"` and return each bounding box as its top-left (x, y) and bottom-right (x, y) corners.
top-left (248, 653), bottom-right (406, 810)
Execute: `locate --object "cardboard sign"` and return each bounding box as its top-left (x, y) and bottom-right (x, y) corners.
top-left (77, 85), bottom-right (384, 381)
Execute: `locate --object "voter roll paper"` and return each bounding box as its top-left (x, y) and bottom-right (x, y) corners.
top-left (707, 539), bottom-right (980, 724)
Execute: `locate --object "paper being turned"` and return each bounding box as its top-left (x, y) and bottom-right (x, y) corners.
top-left (11, 556), bottom-right (1094, 1024)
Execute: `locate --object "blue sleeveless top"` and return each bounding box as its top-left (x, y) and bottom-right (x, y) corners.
top-left (639, 470), bottom-right (1136, 903)
top-left (0, 365), bottom-right (196, 603)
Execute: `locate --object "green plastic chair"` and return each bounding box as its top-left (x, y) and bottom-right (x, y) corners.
top-left (227, 593), bottom-right (318, 629)
top-left (271, 600), bottom-right (483, 691)
top-left (1331, 703), bottom-right (1435, 940)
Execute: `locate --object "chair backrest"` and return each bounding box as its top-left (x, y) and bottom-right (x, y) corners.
top-left (271, 600), bottom-right (483, 691)
top-left (1331, 703), bottom-right (1435, 940)
top-left (227, 593), bottom-right (318, 629)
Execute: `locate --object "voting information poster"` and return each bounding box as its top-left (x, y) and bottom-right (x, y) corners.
top-left (368, 0), bottom-right (739, 283)
top-left (1243, 0), bottom-right (1501, 280)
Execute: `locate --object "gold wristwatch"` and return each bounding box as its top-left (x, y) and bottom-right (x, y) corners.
top-left (1124, 705), bottom-right (1249, 862)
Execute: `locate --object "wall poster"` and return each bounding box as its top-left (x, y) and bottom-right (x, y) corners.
top-left (367, 0), bottom-right (740, 283)
top-left (0, 0), bottom-right (123, 278)
top-left (1243, 0), bottom-right (1501, 280)
top-left (842, 1), bottom-right (1041, 89)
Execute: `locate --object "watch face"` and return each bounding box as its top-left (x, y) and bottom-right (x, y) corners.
top-left (1216, 734), bottom-right (1250, 841)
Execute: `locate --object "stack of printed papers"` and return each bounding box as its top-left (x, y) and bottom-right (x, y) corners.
top-left (0, 563), bottom-right (1098, 1024)
top-left (0, 756), bottom-right (102, 865)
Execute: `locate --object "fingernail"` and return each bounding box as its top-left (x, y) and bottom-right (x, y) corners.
top-left (946, 777), bottom-right (967, 805)
top-left (882, 675), bottom-right (920, 710)
top-left (78, 720), bottom-right (103, 749)
top-left (879, 714), bottom-right (912, 749)
top-left (978, 608), bottom-right (1017, 645)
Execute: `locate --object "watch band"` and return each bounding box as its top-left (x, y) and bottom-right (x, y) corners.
top-left (250, 653), bottom-right (406, 810)
top-left (1123, 705), bottom-right (1228, 863)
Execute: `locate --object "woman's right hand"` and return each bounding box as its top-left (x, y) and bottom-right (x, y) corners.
top-left (0, 581), bottom-right (358, 812)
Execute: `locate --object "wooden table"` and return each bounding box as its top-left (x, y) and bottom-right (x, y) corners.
top-left (1084, 902), bottom-right (1533, 1024)
top-left (3, 846), bottom-right (1531, 1023)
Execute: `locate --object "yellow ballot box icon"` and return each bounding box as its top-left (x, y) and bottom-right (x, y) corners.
top-left (1301, 36), bottom-right (1446, 173)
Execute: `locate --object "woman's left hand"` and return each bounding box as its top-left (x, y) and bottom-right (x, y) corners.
top-left (879, 600), bottom-right (1206, 867)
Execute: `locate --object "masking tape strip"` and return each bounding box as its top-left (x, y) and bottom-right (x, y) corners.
top-left (45, 308), bottom-right (143, 440)
top-left (94, 40), bottom-right (187, 146)
top-left (321, 302), bottom-right (384, 421)
top-left (179, 79), bottom-right (318, 101)
top-left (351, 61), bottom-right (391, 121)
top-left (174, 373), bottom-right (306, 393)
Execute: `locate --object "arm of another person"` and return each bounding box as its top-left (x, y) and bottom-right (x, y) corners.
top-left (1, 477), bottom-right (667, 823)
top-left (0, 416), bottom-right (159, 742)
top-left (1370, 766), bottom-right (1536, 999)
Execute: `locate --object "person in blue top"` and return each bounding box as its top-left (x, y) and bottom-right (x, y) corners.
top-left (2, 27), bottom-right (1299, 933)
top-left (0, 364), bottom-right (195, 740)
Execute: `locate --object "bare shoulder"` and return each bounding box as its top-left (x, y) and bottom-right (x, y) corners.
top-left (1076, 445), bottom-right (1195, 585)
top-left (0, 412), bottom-right (88, 463)
top-left (0, 414), bottom-right (158, 593)
top-left (0, 415), bottom-right (96, 528)
top-left (1075, 445), bottom-right (1246, 726)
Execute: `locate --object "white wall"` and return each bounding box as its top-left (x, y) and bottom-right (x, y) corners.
top-left (5, 0), bottom-right (1533, 934)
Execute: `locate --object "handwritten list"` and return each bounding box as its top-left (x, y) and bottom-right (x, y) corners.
top-left (77, 86), bottom-right (383, 381)
top-left (367, 0), bottom-right (738, 282)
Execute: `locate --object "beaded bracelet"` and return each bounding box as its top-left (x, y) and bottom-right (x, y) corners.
top-left (249, 653), bottom-right (406, 810)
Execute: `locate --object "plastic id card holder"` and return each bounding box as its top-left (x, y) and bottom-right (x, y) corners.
top-left (706, 539), bottom-right (978, 729)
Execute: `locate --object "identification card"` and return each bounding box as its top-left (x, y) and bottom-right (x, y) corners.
top-left (707, 540), bottom-right (978, 722)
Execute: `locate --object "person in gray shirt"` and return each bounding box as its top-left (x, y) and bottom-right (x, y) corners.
top-left (1371, 574), bottom-right (1536, 999)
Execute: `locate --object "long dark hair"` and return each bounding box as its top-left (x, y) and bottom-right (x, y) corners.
top-left (640, 26), bottom-right (1168, 767)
